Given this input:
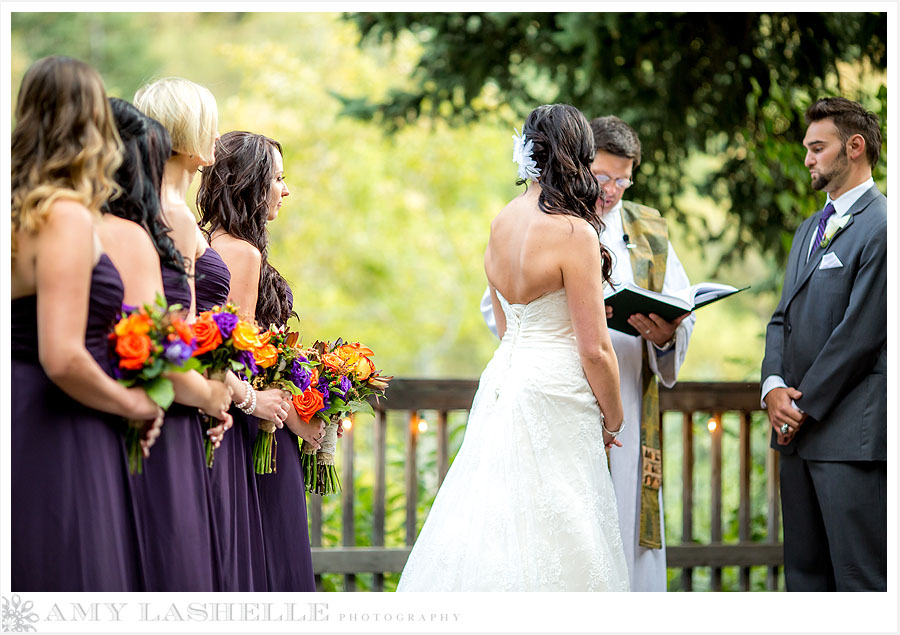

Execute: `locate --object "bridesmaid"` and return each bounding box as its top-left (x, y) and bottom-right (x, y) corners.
top-left (135, 78), bottom-right (290, 590)
top-left (197, 131), bottom-right (322, 591)
top-left (10, 56), bottom-right (161, 591)
top-left (97, 97), bottom-right (233, 591)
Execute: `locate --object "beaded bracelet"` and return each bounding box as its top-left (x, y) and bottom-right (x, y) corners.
top-left (237, 380), bottom-right (257, 415)
top-left (235, 380), bottom-right (253, 409)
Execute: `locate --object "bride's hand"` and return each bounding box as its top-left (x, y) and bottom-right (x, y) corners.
top-left (603, 432), bottom-right (623, 449)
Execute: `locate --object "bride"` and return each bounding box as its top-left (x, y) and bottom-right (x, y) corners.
top-left (398, 104), bottom-right (629, 591)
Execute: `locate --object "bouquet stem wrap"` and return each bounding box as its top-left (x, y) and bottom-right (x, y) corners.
top-left (204, 369), bottom-right (229, 468)
top-left (253, 419), bottom-right (279, 474)
top-left (301, 415), bottom-right (342, 495)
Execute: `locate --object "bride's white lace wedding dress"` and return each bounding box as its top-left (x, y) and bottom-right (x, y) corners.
top-left (397, 287), bottom-right (629, 591)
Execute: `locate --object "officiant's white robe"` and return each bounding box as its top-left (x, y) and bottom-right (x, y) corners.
top-left (480, 199), bottom-right (695, 591)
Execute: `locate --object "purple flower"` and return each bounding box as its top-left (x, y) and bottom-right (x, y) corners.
top-left (212, 312), bottom-right (239, 339)
top-left (317, 377), bottom-right (331, 410)
top-left (288, 360), bottom-right (311, 392)
top-left (164, 339), bottom-right (195, 365)
top-left (337, 375), bottom-right (352, 400)
top-left (236, 349), bottom-right (258, 380)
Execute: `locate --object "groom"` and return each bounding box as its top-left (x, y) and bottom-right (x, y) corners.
top-left (761, 97), bottom-right (886, 591)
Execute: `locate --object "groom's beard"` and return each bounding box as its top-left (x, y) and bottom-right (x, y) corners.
top-left (812, 146), bottom-right (849, 191)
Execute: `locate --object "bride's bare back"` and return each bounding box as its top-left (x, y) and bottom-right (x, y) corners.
top-left (484, 181), bottom-right (624, 431)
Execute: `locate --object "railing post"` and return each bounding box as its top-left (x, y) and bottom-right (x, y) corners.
top-left (308, 491), bottom-right (323, 591)
top-left (372, 408), bottom-right (386, 591)
top-left (710, 411), bottom-right (723, 591)
top-left (766, 445), bottom-right (781, 591)
top-left (437, 410), bottom-right (449, 485)
top-left (681, 411), bottom-right (694, 592)
top-left (405, 410), bottom-right (418, 547)
top-left (738, 410), bottom-right (752, 591)
top-left (341, 415), bottom-right (355, 591)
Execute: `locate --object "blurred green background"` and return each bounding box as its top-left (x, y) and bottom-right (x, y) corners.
top-left (11, 11), bottom-right (887, 592)
top-left (14, 10), bottom-right (881, 382)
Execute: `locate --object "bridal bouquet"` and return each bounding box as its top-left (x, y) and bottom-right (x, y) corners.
top-left (190, 302), bottom-right (260, 467)
top-left (109, 294), bottom-right (201, 474)
top-left (249, 326), bottom-right (310, 474)
top-left (295, 339), bottom-right (391, 495)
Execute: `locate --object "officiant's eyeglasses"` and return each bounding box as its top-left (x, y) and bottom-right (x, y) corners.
top-left (595, 174), bottom-right (633, 189)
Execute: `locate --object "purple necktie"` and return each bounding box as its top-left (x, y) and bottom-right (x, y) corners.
top-left (811, 202), bottom-right (836, 258)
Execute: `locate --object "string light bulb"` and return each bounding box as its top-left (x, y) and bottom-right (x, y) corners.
top-left (417, 418), bottom-right (428, 433)
top-left (707, 419), bottom-right (717, 432)
top-left (342, 417), bottom-right (352, 431)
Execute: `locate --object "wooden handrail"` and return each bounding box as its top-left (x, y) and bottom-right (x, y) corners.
top-left (308, 379), bottom-right (782, 591)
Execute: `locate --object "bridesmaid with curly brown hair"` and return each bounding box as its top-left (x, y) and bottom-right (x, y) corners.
top-left (198, 131), bottom-right (321, 591)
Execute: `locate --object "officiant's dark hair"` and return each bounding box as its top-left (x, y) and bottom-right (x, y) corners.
top-left (197, 131), bottom-right (296, 328)
top-left (103, 98), bottom-right (186, 276)
top-left (522, 103), bottom-right (613, 284)
top-left (589, 116), bottom-right (642, 168)
top-left (805, 97), bottom-right (882, 168)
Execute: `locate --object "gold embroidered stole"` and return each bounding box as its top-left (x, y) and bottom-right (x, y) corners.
top-left (620, 201), bottom-right (668, 549)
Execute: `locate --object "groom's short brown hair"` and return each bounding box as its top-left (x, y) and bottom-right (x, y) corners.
top-left (805, 97), bottom-right (882, 168)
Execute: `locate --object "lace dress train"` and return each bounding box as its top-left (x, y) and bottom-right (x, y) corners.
top-left (398, 288), bottom-right (629, 591)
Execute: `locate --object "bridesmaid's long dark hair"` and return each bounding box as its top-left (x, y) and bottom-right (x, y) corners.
top-left (196, 131), bottom-right (295, 328)
top-left (103, 98), bottom-right (186, 276)
top-left (520, 104), bottom-right (613, 285)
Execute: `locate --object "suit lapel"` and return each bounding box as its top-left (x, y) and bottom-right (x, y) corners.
top-left (785, 185), bottom-right (879, 308)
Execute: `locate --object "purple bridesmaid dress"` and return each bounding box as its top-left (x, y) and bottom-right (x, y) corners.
top-left (196, 247), bottom-right (268, 591)
top-left (125, 265), bottom-right (217, 590)
top-left (11, 254), bottom-right (142, 591)
top-left (253, 287), bottom-right (316, 591)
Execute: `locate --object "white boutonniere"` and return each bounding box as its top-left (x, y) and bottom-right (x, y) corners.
top-left (820, 213), bottom-right (851, 249)
top-left (512, 128), bottom-right (541, 181)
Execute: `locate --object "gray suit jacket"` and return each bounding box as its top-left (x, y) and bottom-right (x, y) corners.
top-left (761, 184), bottom-right (887, 460)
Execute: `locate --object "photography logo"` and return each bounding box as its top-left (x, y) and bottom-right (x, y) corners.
top-left (1, 595), bottom-right (39, 632)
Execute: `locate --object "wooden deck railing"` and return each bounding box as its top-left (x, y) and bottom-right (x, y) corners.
top-left (307, 379), bottom-right (783, 591)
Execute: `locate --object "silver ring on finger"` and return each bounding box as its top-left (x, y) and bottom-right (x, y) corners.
top-left (780, 423), bottom-right (790, 435)
top-left (644, 329), bottom-right (651, 335)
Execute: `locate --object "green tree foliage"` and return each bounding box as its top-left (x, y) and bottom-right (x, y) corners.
top-left (341, 12), bottom-right (887, 267)
top-left (10, 13), bottom-right (162, 99)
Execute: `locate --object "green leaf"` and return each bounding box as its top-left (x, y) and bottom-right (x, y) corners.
top-left (178, 357), bottom-right (204, 373)
top-left (144, 376), bottom-right (175, 409)
top-left (143, 357), bottom-right (165, 379)
top-left (346, 400), bottom-right (375, 416)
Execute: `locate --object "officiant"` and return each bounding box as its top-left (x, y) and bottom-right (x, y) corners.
top-left (481, 115), bottom-right (695, 591)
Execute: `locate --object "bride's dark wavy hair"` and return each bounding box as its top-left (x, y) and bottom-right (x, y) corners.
top-left (196, 131), bottom-right (296, 328)
top-left (103, 97), bottom-right (186, 276)
top-left (520, 104), bottom-right (613, 284)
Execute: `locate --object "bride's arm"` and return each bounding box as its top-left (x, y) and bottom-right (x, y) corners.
top-left (562, 221), bottom-right (624, 440)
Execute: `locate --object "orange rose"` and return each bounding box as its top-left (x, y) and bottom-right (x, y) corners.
top-left (292, 386), bottom-right (325, 423)
top-left (353, 355), bottom-right (375, 381)
top-left (116, 333), bottom-right (152, 370)
top-left (341, 342), bottom-right (373, 359)
top-left (308, 366), bottom-right (319, 387)
top-left (323, 352), bottom-right (351, 374)
top-left (253, 343), bottom-right (278, 369)
top-left (191, 315), bottom-right (223, 356)
top-left (232, 321), bottom-right (263, 351)
top-left (114, 313), bottom-right (152, 337)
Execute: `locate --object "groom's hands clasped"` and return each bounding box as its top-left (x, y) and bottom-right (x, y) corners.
top-left (764, 386), bottom-right (808, 444)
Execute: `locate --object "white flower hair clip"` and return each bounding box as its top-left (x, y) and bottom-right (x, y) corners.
top-left (512, 127), bottom-right (541, 181)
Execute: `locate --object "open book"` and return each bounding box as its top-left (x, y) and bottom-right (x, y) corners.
top-left (604, 281), bottom-right (749, 337)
